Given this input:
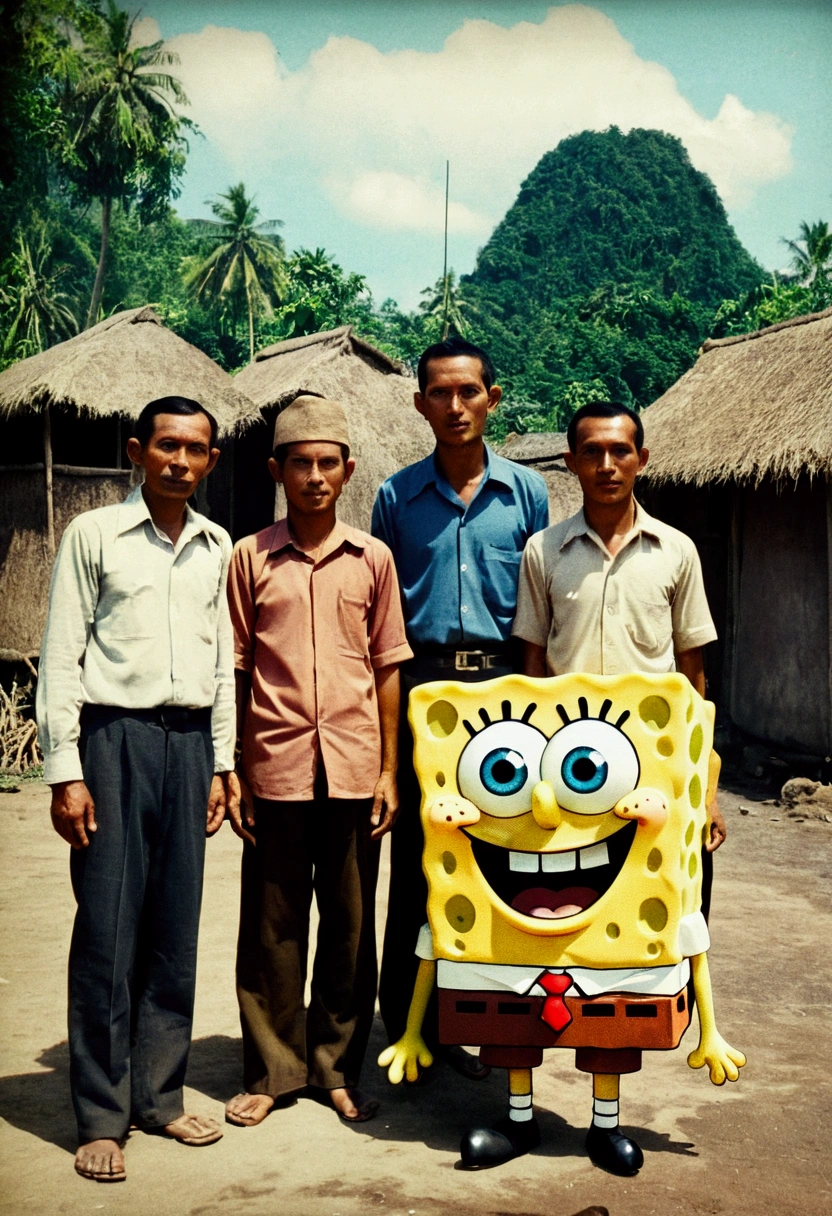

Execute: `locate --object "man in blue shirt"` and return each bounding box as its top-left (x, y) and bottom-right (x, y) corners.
top-left (372, 338), bottom-right (549, 1068)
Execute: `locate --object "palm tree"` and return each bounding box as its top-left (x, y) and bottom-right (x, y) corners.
top-left (783, 220), bottom-right (832, 287)
top-left (69, 0), bottom-right (190, 326)
top-left (183, 184), bottom-right (287, 360)
top-left (420, 270), bottom-right (472, 338)
top-left (1, 227), bottom-right (79, 358)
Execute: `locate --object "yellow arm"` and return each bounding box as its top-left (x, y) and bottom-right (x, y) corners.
top-left (687, 951), bottom-right (746, 1084)
top-left (378, 959), bottom-right (436, 1083)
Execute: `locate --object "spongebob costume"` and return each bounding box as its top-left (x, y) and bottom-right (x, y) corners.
top-left (379, 673), bottom-right (745, 1174)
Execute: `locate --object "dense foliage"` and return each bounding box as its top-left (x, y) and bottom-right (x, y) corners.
top-left (1, 6), bottom-right (828, 436)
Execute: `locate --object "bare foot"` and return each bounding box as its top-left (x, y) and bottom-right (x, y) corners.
top-left (225, 1093), bottom-right (275, 1127)
top-left (163, 1113), bottom-right (223, 1145)
top-left (327, 1087), bottom-right (380, 1123)
top-left (74, 1139), bottom-right (126, 1182)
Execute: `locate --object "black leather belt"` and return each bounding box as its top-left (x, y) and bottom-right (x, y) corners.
top-left (409, 645), bottom-right (513, 672)
top-left (81, 704), bottom-right (212, 729)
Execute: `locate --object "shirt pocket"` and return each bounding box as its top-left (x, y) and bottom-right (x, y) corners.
top-left (336, 590), bottom-right (371, 659)
top-left (481, 544), bottom-right (523, 618)
top-left (97, 571), bottom-right (159, 640)
top-left (625, 597), bottom-right (672, 654)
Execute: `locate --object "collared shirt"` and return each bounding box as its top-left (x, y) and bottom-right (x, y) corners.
top-left (36, 485), bottom-right (235, 784)
top-left (415, 919), bottom-right (709, 990)
top-left (228, 518), bottom-right (412, 801)
top-left (371, 446), bottom-right (549, 647)
top-left (512, 502), bottom-right (717, 675)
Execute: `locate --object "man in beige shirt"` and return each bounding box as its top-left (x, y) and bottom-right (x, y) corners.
top-left (224, 396), bottom-right (412, 1129)
top-left (513, 401), bottom-right (726, 857)
top-left (37, 397), bottom-right (236, 1183)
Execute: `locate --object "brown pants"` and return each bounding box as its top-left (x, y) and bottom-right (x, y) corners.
top-left (235, 774), bottom-right (380, 1097)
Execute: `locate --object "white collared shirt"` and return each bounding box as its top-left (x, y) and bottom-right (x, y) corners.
top-left (36, 486), bottom-right (235, 783)
top-left (414, 918), bottom-right (710, 996)
top-left (512, 502), bottom-right (717, 675)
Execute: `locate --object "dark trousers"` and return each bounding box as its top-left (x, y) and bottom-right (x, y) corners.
top-left (69, 707), bottom-right (213, 1142)
top-left (235, 771), bottom-right (380, 1097)
top-left (378, 655), bottom-right (515, 1046)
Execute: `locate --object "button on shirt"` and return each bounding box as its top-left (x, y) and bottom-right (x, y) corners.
top-left (37, 485), bottom-right (236, 784)
top-left (512, 503), bottom-right (717, 675)
top-left (371, 447), bottom-right (549, 646)
top-left (228, 519), bottom-right (413, 801)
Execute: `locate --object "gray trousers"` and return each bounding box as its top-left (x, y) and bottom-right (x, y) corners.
top-left (68, 706), bottom-right (213, 1142)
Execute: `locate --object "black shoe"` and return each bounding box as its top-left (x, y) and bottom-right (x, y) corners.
top-left (585, 1123), bottom-right (644, 1176)
top-left (460, 1116), bottom-right (540, 1169)
top-left (441, 1045), bottom-right (491, 1081)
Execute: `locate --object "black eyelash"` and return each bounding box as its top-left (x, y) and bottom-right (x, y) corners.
top-left (464, 700), bottom-right (538, 737)
top-left (557, 699), bottom-right (630, 733)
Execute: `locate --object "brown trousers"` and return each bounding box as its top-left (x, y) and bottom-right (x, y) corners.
top-left (235, 774), bottom-right (380, 1097)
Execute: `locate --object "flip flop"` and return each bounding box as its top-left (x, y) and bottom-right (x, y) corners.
top-left (225, 1094), bottom-right (275, 1127)
top-left (74, 1142), bottom-right (126, 1183)
top-left (163, 1113), bottom-right (223, 1146)
top-left (307, 1086), bottom-right (380, 1123)
top-left (443, 1045), bottom-right (491, 1081)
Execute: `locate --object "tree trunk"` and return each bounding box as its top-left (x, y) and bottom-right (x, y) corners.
top-left (86, 196), bottom-right (112, 329)
top-left (248, 298), bottom-right (254, 362)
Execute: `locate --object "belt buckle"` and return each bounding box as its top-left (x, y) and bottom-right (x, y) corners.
top-left (455, 650), bottom-right (486, 671)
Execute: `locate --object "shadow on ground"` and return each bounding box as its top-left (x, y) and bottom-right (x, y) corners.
top-left (0, 1020), bottom-right (696, 1171)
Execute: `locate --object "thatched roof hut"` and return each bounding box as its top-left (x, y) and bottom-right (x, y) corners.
top-left (640, 307), bottom-right (832, 761)
top-left (230, 325), bottom-right (433, 534)
top-left (497, 430), bottom-right (582, 524)
top-left (643, 306), bottom-right (832, 486)
top-left (0, 307), bottom-right (259, 658)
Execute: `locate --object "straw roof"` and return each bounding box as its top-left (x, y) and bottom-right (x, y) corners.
top-left (642, 306), bottom-right (832, 486)
top-left (235, 326), bottom-right (433, 530)
top-left (0, 306), bottom-right (260, 437)
top-left (496, 432), bottom-right (582, 524)
top-left (499, 431), bottom-right (568, 463)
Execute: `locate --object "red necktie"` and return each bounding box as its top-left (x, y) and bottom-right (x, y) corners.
top-left (539, 972), bottom-right (572, 1031)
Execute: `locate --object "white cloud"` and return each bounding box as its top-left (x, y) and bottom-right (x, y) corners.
top-left (330, 170), bottom-right (490, 234)
top-left (161, 4), bottom-right (793, 231)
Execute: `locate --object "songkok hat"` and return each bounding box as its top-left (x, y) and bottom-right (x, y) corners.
top-left (273, 394), bottom-right (351, 452)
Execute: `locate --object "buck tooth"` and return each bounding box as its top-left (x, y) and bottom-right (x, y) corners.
top-left (580, 841), bottom-right (609, 869)
top-left (509, 851), bottom-right (539, 873)
top-left (542, 850), bottom-right (576, 873)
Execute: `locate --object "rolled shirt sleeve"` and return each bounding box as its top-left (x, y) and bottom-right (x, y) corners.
top-left (227, 537), bottom-right (257, 674)
top-left (367, 543), bottom-right (413, 670)
top-left (670, 539), bottom-right (718, 653)
top-left (511, 533), bottom-right (552, 649)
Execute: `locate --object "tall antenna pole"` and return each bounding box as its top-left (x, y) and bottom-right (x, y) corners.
top-left (442, 159), bottom-right (450, 338)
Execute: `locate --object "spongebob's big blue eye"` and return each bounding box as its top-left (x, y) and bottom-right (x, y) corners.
top-left (481, 749), bottom-right (528, 796)
top-left (458, 721), bottom-right (547, 818)
top-left (541, 720), bottom-right (639, 814)
top-left (561, 746), bottom-right (608, 793)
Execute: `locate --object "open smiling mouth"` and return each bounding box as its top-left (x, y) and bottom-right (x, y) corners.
top-left (463, 820), bottom-right (637, 920)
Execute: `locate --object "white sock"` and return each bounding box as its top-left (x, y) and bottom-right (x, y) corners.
top-left (509, 1093), bottom-right (533, 1123)
top-left (592, 1097), bottom-right (619, 1130)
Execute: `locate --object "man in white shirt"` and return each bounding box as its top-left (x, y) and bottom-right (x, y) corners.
top-left (37, 397), bottom-right (237, 1183)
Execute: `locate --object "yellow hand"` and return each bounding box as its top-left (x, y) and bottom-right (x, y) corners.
top-left (378, 1034), bottom-right (434, 1084)
top-left (688, 1031), bottom-right (746, 1085)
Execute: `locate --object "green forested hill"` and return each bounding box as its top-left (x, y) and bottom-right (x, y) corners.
top-left (460, 128), bottom-right (766, 432)
top-left (466, 127), bottom-right (763, 315)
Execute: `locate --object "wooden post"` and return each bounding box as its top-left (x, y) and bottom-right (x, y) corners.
top-left (826, 477), bottom-right (832, 759)
top-left (43, 405), bottom-right (55, 558)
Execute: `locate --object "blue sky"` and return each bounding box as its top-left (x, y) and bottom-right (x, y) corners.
top-left (134, 1), bottom-right (832, 309)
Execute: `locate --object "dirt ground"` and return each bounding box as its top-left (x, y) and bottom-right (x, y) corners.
top-left (0, 781), bottom-right (829, 1216)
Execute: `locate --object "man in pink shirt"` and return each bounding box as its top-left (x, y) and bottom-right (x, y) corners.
top-left (224, 396), bottom-right (412, 1128)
